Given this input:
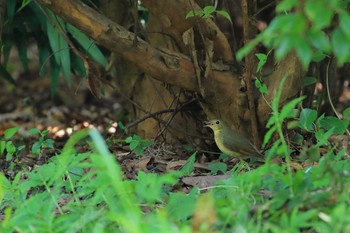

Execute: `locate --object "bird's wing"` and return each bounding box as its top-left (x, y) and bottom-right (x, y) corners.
top-left (222, 130), bottom-right (260, 156)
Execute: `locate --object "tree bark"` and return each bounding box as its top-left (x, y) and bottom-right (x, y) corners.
top-left (35, 0), bottom-right (305, 143)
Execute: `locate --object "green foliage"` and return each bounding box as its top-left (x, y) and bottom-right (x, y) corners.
top-left (186, 6), bottom-right (232, 23)
top-left (1, 116), bottom-right (350, 232)
top-left (237, 0), bottom-right (350, 68)
top-left (208, 162), bottom-right (227, 175)
top-left (125, 135), bottom-right (154, 156)
top-left (28, 128), bottom-right (54, 155)
top-left (2, 1), bottom-right (107, 94)
top-left (0, 127), bottom-right (24, 162)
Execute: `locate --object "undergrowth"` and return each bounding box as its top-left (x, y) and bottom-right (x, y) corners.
top-left (0, 101), bottom-right (350, 233)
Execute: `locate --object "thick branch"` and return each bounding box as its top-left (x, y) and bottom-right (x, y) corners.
top-left (141, 0), bottom-right (234, 62)
top-left (36, 0), bottom-right (198, 91)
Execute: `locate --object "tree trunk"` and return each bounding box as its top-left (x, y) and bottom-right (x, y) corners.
top-left (36, 0), bottom-right (306, 146)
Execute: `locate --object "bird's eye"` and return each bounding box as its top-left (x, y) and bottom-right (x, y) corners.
top-left (216, 121), bottom-right (220, 124)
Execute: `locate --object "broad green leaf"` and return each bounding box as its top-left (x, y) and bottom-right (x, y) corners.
top-left (305, 0), bottom-right (333, 29)
top-left (32, 141), bottom-right (42, 154)
top-left (66, 24), bottom-right (107, 67)
top-left (259, 83), bottom-right (268, 94)
top-left (331, 28), bottom-right (350, 65)
top-left (216, 10), bottom-right (232, 23)
top-left (298, 108), bottom-right (317, 131)
top-left (130, 141), bottom-right (139, 151)
top-left (275, 36), bottom-right (295, 61)
top-left (276, 0), bottom-right (298, 12)
top-left (208, 162), bottom-right (227, 174)
top-left (167, 187), bottom-right (198, 221)
top-left (308, 29), bottom-right (331, 53)
top-left (180, 152), bottom-right (196, 176)
top-left (319, 116), bottom-right (349, 134)
top-left (295, 38), bottom-right (313, 69)
top-left (340, 11), bottom-right (350, 39)
top-left (4, 127), bottom-right (19, 140)
top-left (302, 76), bottom-right (317, 88)
top-left (28, 128), bottom-right (40, 135)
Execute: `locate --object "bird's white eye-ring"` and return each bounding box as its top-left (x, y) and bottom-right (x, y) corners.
top-left (216, 121), bottom-right (220, 124)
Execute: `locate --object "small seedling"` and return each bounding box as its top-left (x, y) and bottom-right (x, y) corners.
top-left (28, 128), bottom-right (54, 155)
top-left (125, 134), bottom-right (153, 156)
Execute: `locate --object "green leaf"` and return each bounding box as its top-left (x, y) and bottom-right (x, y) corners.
top-left (263, 125), bottom-right (277, 148)
top-left (130, 141), bottom-right (139, 151)
top-left (256, 53), bottom-right (267, 72)
top-left (305, 0), bottom-right (333, 29)
top-left (276, 0), bottom-right (298, 12)
top-left (340, 11), bottom-right (350, 39)
top-left (15, 39), bottom-right (29, 72)
top-left (298, 108), bottom-right (317, 131)
top-left (125, 136), bottom-right (133, 143)
top-left (331, 28), bottom-right (350, 65)
top-left (66, 24), bottom-right (107, 67)
top-left (28, 128), bottom-right (40, 135)
top-left (185, 10), bottom-right (203, 19)
top-left (41, 130), bottom-right (50, 137)
top-left (315, 128), bottom-right (334, 147)
top-left (59, 33), bottom-right (72, 87)
top-left (17, 0), bottom-right (32, 13)
top-left (44, 139), bottom-right (54, 149)
top-left (275, 36), bottom-right (295, 61)
top-left (47, 20), bottom-right (61, 66)
top-left (208, 162), bottom-right (227, 175)
top-left (167, 187), bottom-right (198, 221)
top-left (295, 39), bottom-right (313, 69)
top-left (202, 6), bottom-right (216, 18)
top-left (343, 107), bottom-right (350, 121)
top-left (319, 116), bottom-right (349, 134)
top-left (308, 29), bottom-right (331, 53)
top-left (0, 64), bottom-right (16, 84)
top-left (280, 96), bottom-right (305, 120)
top-left (32, 141), bottom-right (42, 154)
top-left (0, 141), bottom-right (6, 154)
top-left (259, 83), bottom-right (268, 94)
top-left (236, 38), bottom-right (260, 61)
top-left (50, 56), bottom-right (60, 97)
top-left (4, 127), bottom-right (19, 140)
top-left (6, 0), bottom-right (16, 22)
top-left (180, 152), bottom-right (196, 176)
top-left (6, 141), bottom-right (16, 155)
top-left (302, 76), bottom-right (317, 88)
top-left (216, 10), bottom-right (232, 23)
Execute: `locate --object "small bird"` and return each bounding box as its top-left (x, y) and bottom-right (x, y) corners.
top-left (204, 119), bottom-right (263, 160)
